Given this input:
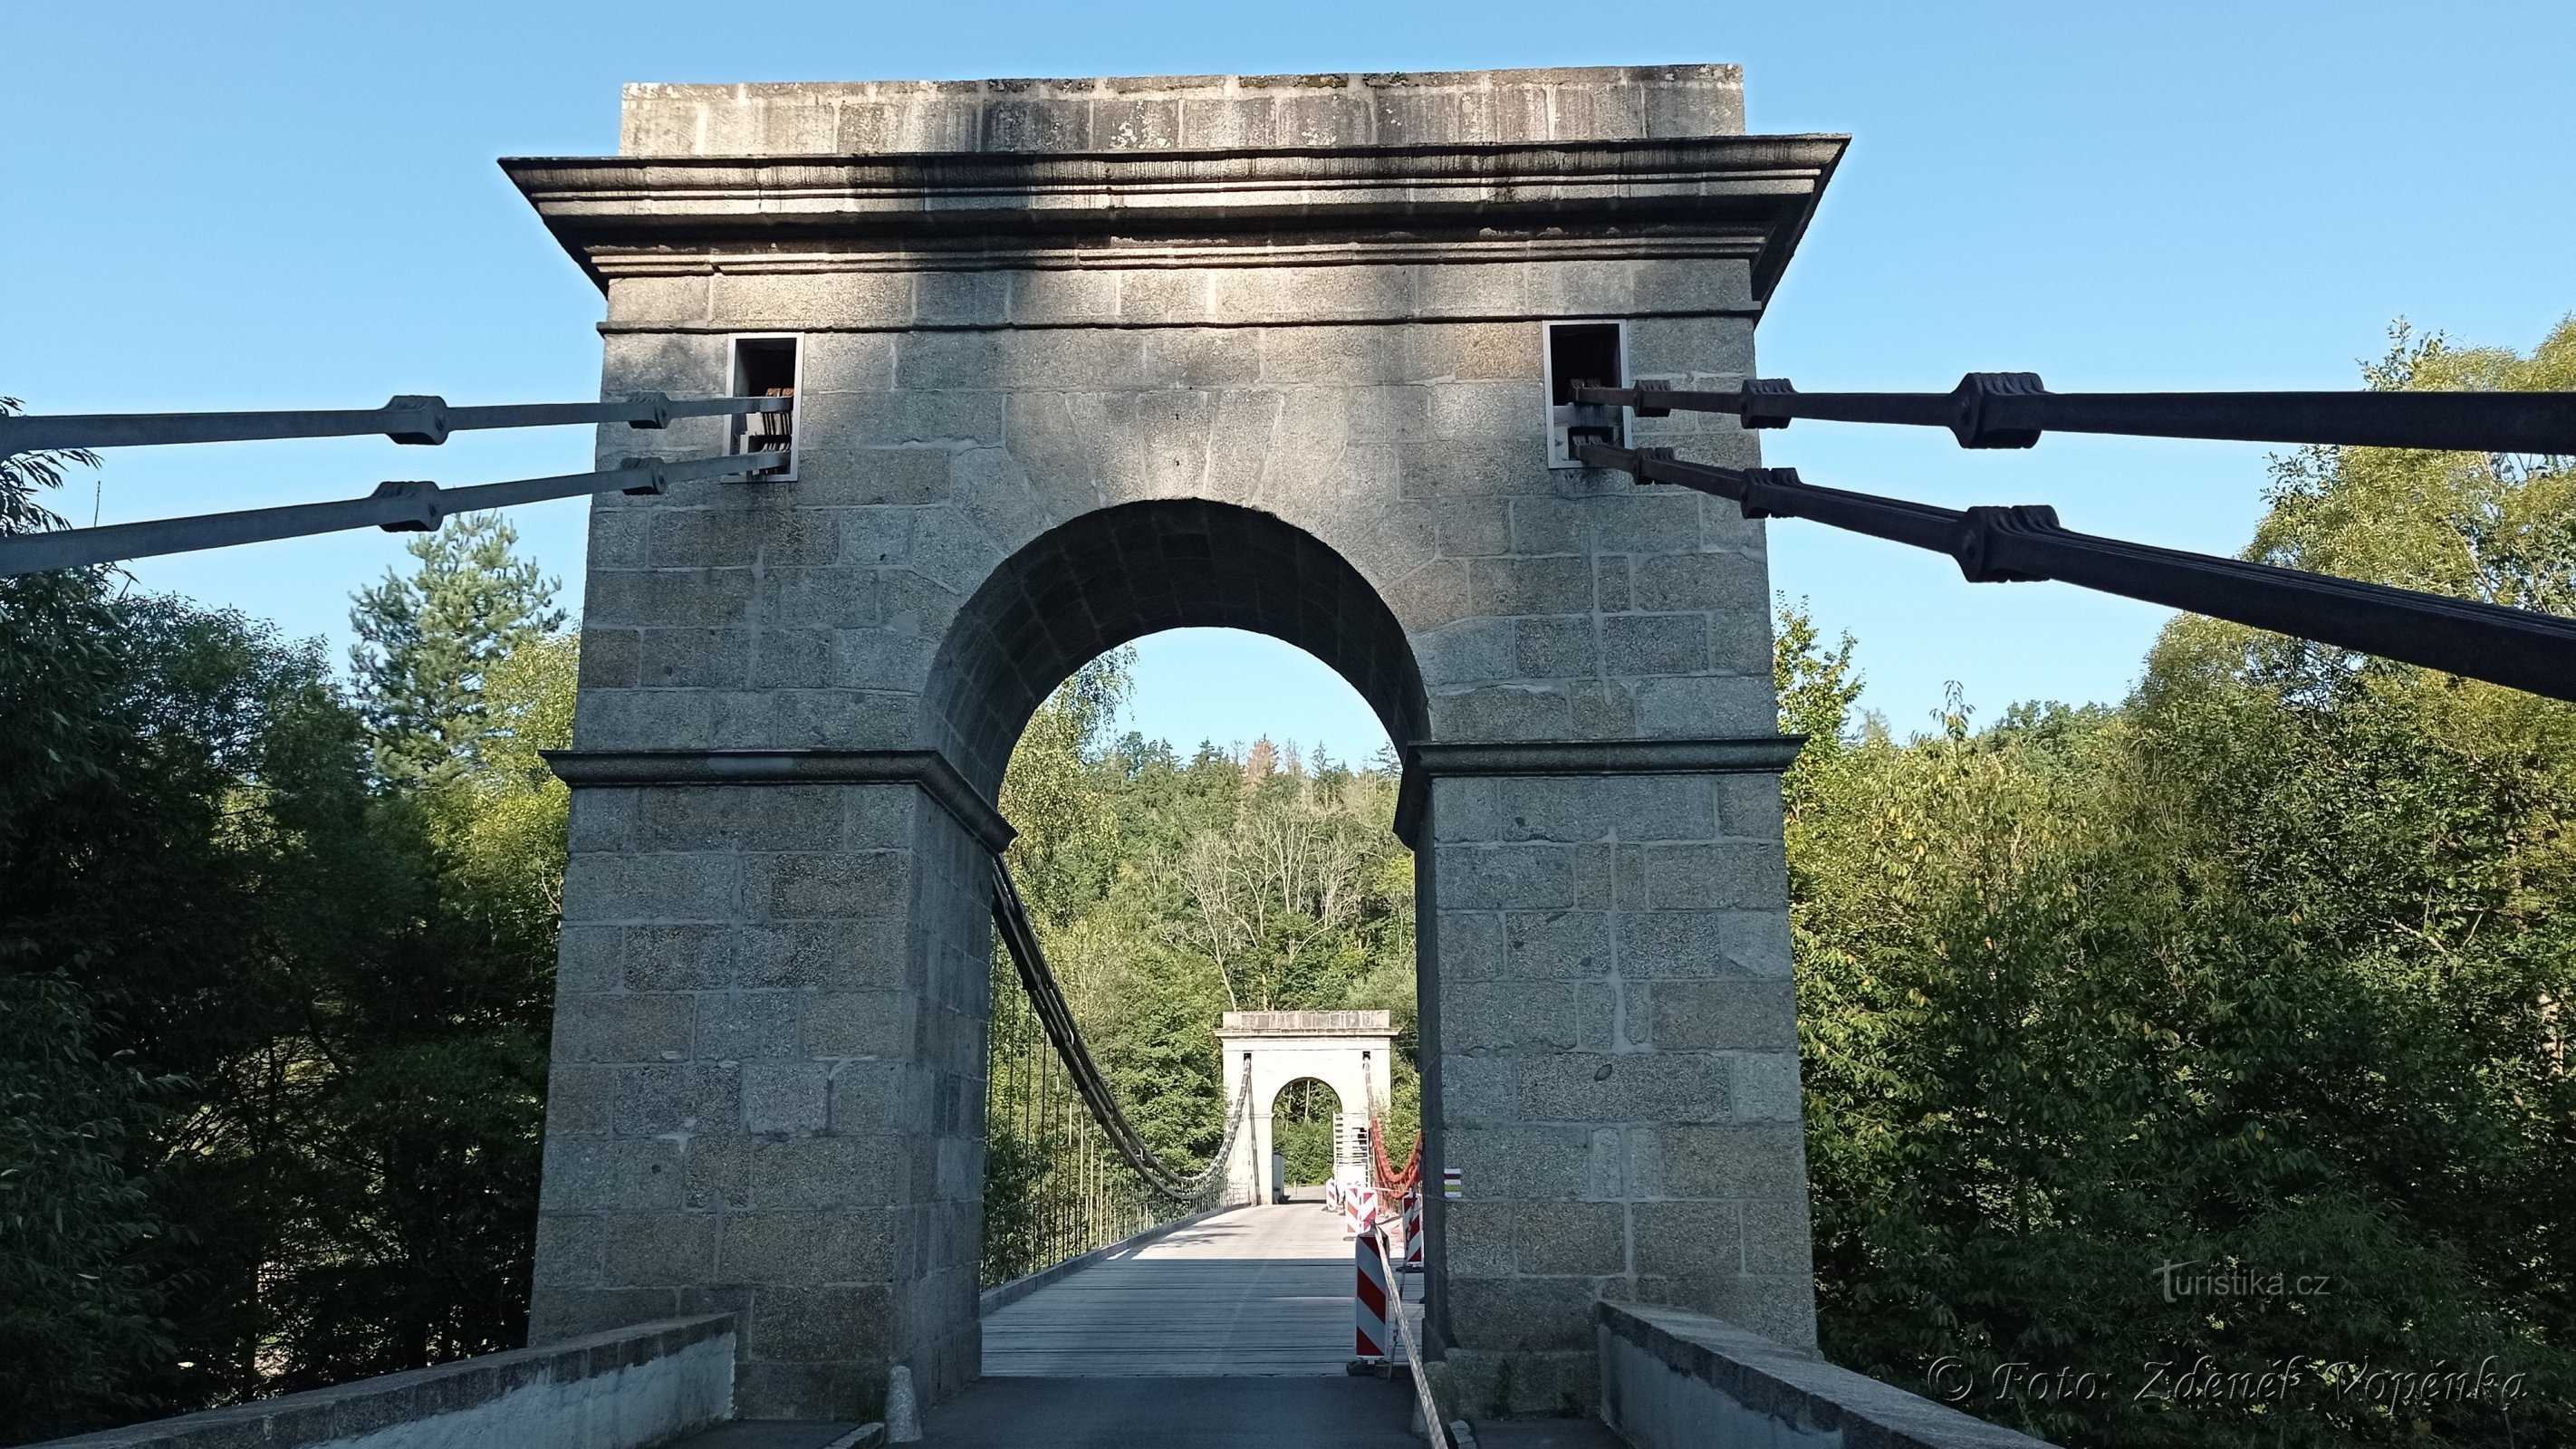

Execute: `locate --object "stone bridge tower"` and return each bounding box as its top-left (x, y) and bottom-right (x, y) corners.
top-left (1216, 1009), bottom-right (1399, 1203)
top-left (507, 66), bottom-right (1841, 1420)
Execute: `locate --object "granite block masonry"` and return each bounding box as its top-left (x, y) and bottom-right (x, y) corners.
top-left (508, 64), bottom-right (1844, 1420)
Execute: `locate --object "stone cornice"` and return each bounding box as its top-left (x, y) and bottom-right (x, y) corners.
top-left (1216, 1010), bottom-right (1396, 1040)
top-left (1392, 734), bottom-right (1806, 848)
top-left (502, 135), bottom-right (1844, 302)
top-left (1408, 735), bottom-right (1807, 778)
top-left (543, 747), bottom-right (1015, 855)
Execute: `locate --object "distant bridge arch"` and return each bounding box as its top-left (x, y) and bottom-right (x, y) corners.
top-left (1218, 1010), bottom-right (1399, 1203)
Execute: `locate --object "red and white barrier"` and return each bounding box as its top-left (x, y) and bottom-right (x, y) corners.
top-left (1340, 1180), bottom-right (1379, 1241)
top-left (1354, 1224), bottom-right (1389, 1360)
top-left (1400, 1188), bottom-right (1423, 1271)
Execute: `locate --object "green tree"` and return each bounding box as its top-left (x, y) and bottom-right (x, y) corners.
top-left (0, 408), bottom-right (181, 1438)
top-left (348, 514), bottom-right (563, 784)
top-left (1, 439), bottom-right (573, 1439)
top-left (0, 977), bottom-right (176, 1440)
top-left (430, 630), bottom-right (578, 926)
top-left (1793, 320), bottom-right (2576, 1447)
top-left (980, 653), bottom-right (1419, 1281)
top-left (0, 396), bottom-right (88, 534)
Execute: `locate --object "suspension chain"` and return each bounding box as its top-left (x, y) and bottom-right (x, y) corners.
top-left (993, 859), bottom-right (1254, 1205)
top-left (1360, 1048), bottom-right (1422, 1195)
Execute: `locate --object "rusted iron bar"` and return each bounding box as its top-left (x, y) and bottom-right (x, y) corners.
top-left (1571, 376), bottom-right (2576, 455)
top-left (0, 453), bottom-right (780, 578)
top-left (0, 392), bottom-right (792, 456)
top-left (1575, 440), bottom-right (2576, 703)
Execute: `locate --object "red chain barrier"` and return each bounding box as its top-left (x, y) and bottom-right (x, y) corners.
top-left (1370, 1115), bottom-right (1422, 1195)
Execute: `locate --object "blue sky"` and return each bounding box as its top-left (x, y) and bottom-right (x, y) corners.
top-left (5, 3), bottom-right (2571, 762)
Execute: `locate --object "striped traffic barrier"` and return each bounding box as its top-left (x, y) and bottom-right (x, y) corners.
top-left (1370, 1229), bottom-right (1453, 1449)
top-left (1341, 1181), bottom-right (1379, 1241)
top-left (1354, 1224), bottom-right (1389, 1361)
top-left (1400, 1188), bottom-right (1423, 1272)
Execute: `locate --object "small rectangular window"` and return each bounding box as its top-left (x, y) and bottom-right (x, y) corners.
top-left (1543, 321), bottom-right (1628, 469)
top-left (728, 333), bottom-right (801, 481)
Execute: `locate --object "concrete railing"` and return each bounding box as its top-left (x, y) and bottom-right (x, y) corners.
top-left (31, 1317), bottom-right (736, 1449)
top-left (1597, 1302), bottom-right (2059, 1449)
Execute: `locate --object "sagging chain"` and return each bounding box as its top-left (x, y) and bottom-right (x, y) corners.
top-left (1359, 1049), bottom-right (1422, 1196)
top-left (992, 859), bottom-right (1254, 1204)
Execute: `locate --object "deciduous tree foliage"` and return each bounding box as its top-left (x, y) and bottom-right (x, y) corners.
top-left (12, 316), bottom-right (2576, 1449)
top-left (1792, 321), bottom-right (2576, 1447)
top-left (988, 652), bottom-right (1418, 1219)
top-left (0, 470), bottom-right (570, 1440)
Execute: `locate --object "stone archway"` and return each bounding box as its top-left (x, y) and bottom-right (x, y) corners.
top-left (1264, 1078), bottom-right (1345, 1196)
top-left (516, 65), bottom-right (1837, 1423)
top-left (923, 499), bottom-right (1430, 800)
top-left (1216, 1010), bottom-right (1399, 1203)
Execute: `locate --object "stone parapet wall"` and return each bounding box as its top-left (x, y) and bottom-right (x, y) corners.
top-left (1221, 1010), bottom-right (1396, 1033)
top-left (618, 67), bottom-right (1745, 158)
top-left (1597, 1301), bottom-right (2059, 1449)
top-left (26, 1318), bottom-right (737, 1449)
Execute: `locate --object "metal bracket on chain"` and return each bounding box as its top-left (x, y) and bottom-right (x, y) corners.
top-left (616, 457), bottom-right (668, 496)
top-left (1948, 372), bottom-right (2047, 448)
top-left (1736, 465), bottom-right (1807, 521)
top-left (370, 480), bottom-right (444, 533)
top-left (1626, 446), bottom-right (1680, 486)
top-left (1952, 504), bottom-right (2062, 582)
top-left (382, 395), bottom-right (451, 446)
top-left (621, 391), bottom-right (674, 430)
top-left (1738, 378), bottom-right (1800, 429)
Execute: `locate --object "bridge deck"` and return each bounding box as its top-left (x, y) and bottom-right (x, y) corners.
top-left (678, 1202), bottom-right (1621, 1446)
top-left (982, 1201), bottom-right (1373, 1376)
top-left (937, 1201), bottom-right (1619, 1444)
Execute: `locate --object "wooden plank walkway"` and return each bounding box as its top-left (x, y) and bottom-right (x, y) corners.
top-left (981, 1200), bottom-right (1416, 1377)
top-left (940, 1198), bottom-right (1623, 1445)
top-left (922, 1377), bottom-right (1627, 1448)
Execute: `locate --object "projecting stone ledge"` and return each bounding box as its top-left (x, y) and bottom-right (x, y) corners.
top-left (1222, 1009), bottom-right (1395, 1034)
top-left (618, 66), bottom-right (1747, 157)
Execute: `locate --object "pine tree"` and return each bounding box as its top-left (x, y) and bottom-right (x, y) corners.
top-left (348, 514), bottom-right (563, 783)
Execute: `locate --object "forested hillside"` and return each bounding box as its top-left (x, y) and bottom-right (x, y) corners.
top-left (0, 425), bottom-right (570, 1441)
top-left (4, 318), bottom-right (2572, 1447)
top-left (1786, 322), bottom-right (2576, 1446)
top-left (991, 651), bottom-right (1419, 1187)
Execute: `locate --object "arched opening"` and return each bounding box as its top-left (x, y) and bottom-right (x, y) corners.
top-left (976, 629), bottom-right (1418, 1306)
top-left (924, 499), bottom-right (1429, 800)
top-left (946, 502), bottom-right (1431, 1377)
top-left (1269, 1079), bottom-right (1342, 1192)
